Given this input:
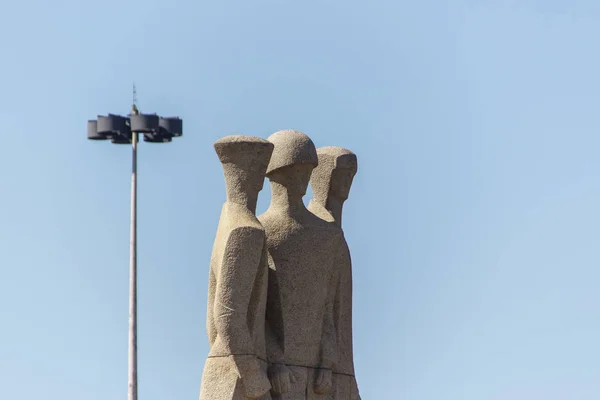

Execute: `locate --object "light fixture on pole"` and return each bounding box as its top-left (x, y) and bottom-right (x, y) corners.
top-left (87, 89), bottom-right (183, 400)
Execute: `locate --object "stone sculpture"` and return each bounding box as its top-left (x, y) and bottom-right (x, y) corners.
top-left (259, 130), bottom-right (344, 399)
top-left (200, 136), bottom-right (276, 400)
top-left (200, 132), bottom-right (361, 400)
top-left (308, 147), bottom-right (360, 400)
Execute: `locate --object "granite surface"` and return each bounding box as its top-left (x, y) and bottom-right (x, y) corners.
top-left (200, 132), bottom-right (360, 400)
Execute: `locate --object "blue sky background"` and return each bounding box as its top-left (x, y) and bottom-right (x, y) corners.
top-left (1, 0), bottom-right (599, 399)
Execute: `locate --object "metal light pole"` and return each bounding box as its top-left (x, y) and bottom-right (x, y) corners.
top-left (87, 91), bottom-right (183, 400)
top-left (128, 104), bottom-right (139, 400)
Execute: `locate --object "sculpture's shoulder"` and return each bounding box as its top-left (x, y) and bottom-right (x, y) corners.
top-left (222, 202), bottom-right (264, 232)
top-left (256, 209), bottom-right (273, 226)
top-left (307, 200), bottom-right (335, 223)
top-left (226, 224), bottom-right (264, 242)
top-left (257, 209), bottom-right (285, 235)
top-left (257, 210), bottom-right (291, 250)
top-left (304, 208), bottom-right (342, 238)
top-left (258, 207), bottom-right (342, 242)
top-left (214, 203), bottom-right (265, 255)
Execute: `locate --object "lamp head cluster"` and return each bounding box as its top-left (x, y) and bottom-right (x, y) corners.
top-left (87, 112), bottom-right (183, 144)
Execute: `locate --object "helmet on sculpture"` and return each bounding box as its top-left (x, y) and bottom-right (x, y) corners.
top-left (266, 130), bottom-right (318, 176)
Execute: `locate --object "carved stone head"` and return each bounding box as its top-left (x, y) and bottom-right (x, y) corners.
top-left (310, 146), bottom-right (358, 204)
top-left (265, 130), bottom-right (318, 196)
top-left (214, 135), bottom-right (274, 206)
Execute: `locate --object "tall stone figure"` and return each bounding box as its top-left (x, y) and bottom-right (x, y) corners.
top-left (259, 130), bottom-right (342, 399)
top-left (308, 147), bottom-right (360, 400)
top-left (200, 136), bottom-right (275, 400)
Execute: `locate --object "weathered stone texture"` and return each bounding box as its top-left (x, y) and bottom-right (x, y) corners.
top-left (200, 136), bottom-right (275, 400)
top-left (200, 133), bottom-right (361, 400)
top-left (308, 146), bottom-right (360, 400)
top-left (259, 131), bottom-right (342, 399)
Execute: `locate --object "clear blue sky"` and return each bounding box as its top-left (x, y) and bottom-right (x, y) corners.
top-left (1, 1), bottom-right (599, 399)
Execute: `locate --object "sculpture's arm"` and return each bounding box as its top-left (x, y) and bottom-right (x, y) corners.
top-left (214, 227), bottom-right (261, 354)
top-left (265, 319), bottom-right (296, 395)
top-left (265, 315), bottom-right (285, 364)
top-left (214, 227), bottom-right (271, 398)
top-left (348, 246), bottom-right (361, 400)
top-left (320, 254), bottom-right (339, 369)
top-left (314, 259), bottom-right (339, 395)
top-left (264, 252), bottom-right (295, 395)
top-left (351, 376), bottom-right (361, 400)
top-left (206, 223), bottom-right (221, 346)
top-left (206, 268), bottom-right (217, 345)
top-left (264, 252), bottom-right (285, 364)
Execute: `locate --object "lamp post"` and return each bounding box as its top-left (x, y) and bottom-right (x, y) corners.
top-left (87, 100), bottom-right (183, 400)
